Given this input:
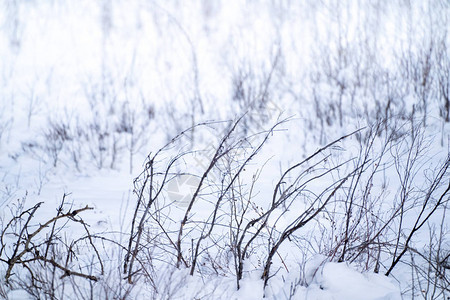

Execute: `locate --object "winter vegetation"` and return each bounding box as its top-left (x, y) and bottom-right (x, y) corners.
top-left (0, 0), bottom-right (449, 299)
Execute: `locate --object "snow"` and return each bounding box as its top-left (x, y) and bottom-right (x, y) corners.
top-left (1, 0), bottom-right (448, 299)
top-left (307, 262), bottom-right (401, 300)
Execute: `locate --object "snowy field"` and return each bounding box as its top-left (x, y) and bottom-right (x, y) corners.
top-left (0, 0), bottom-right (449, 299)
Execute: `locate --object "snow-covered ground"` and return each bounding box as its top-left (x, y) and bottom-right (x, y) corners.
top-left (0, 1), bottom-right (449, 299)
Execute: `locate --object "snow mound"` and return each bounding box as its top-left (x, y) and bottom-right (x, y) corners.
top-left (304, 261), bottom-right (402, 300)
